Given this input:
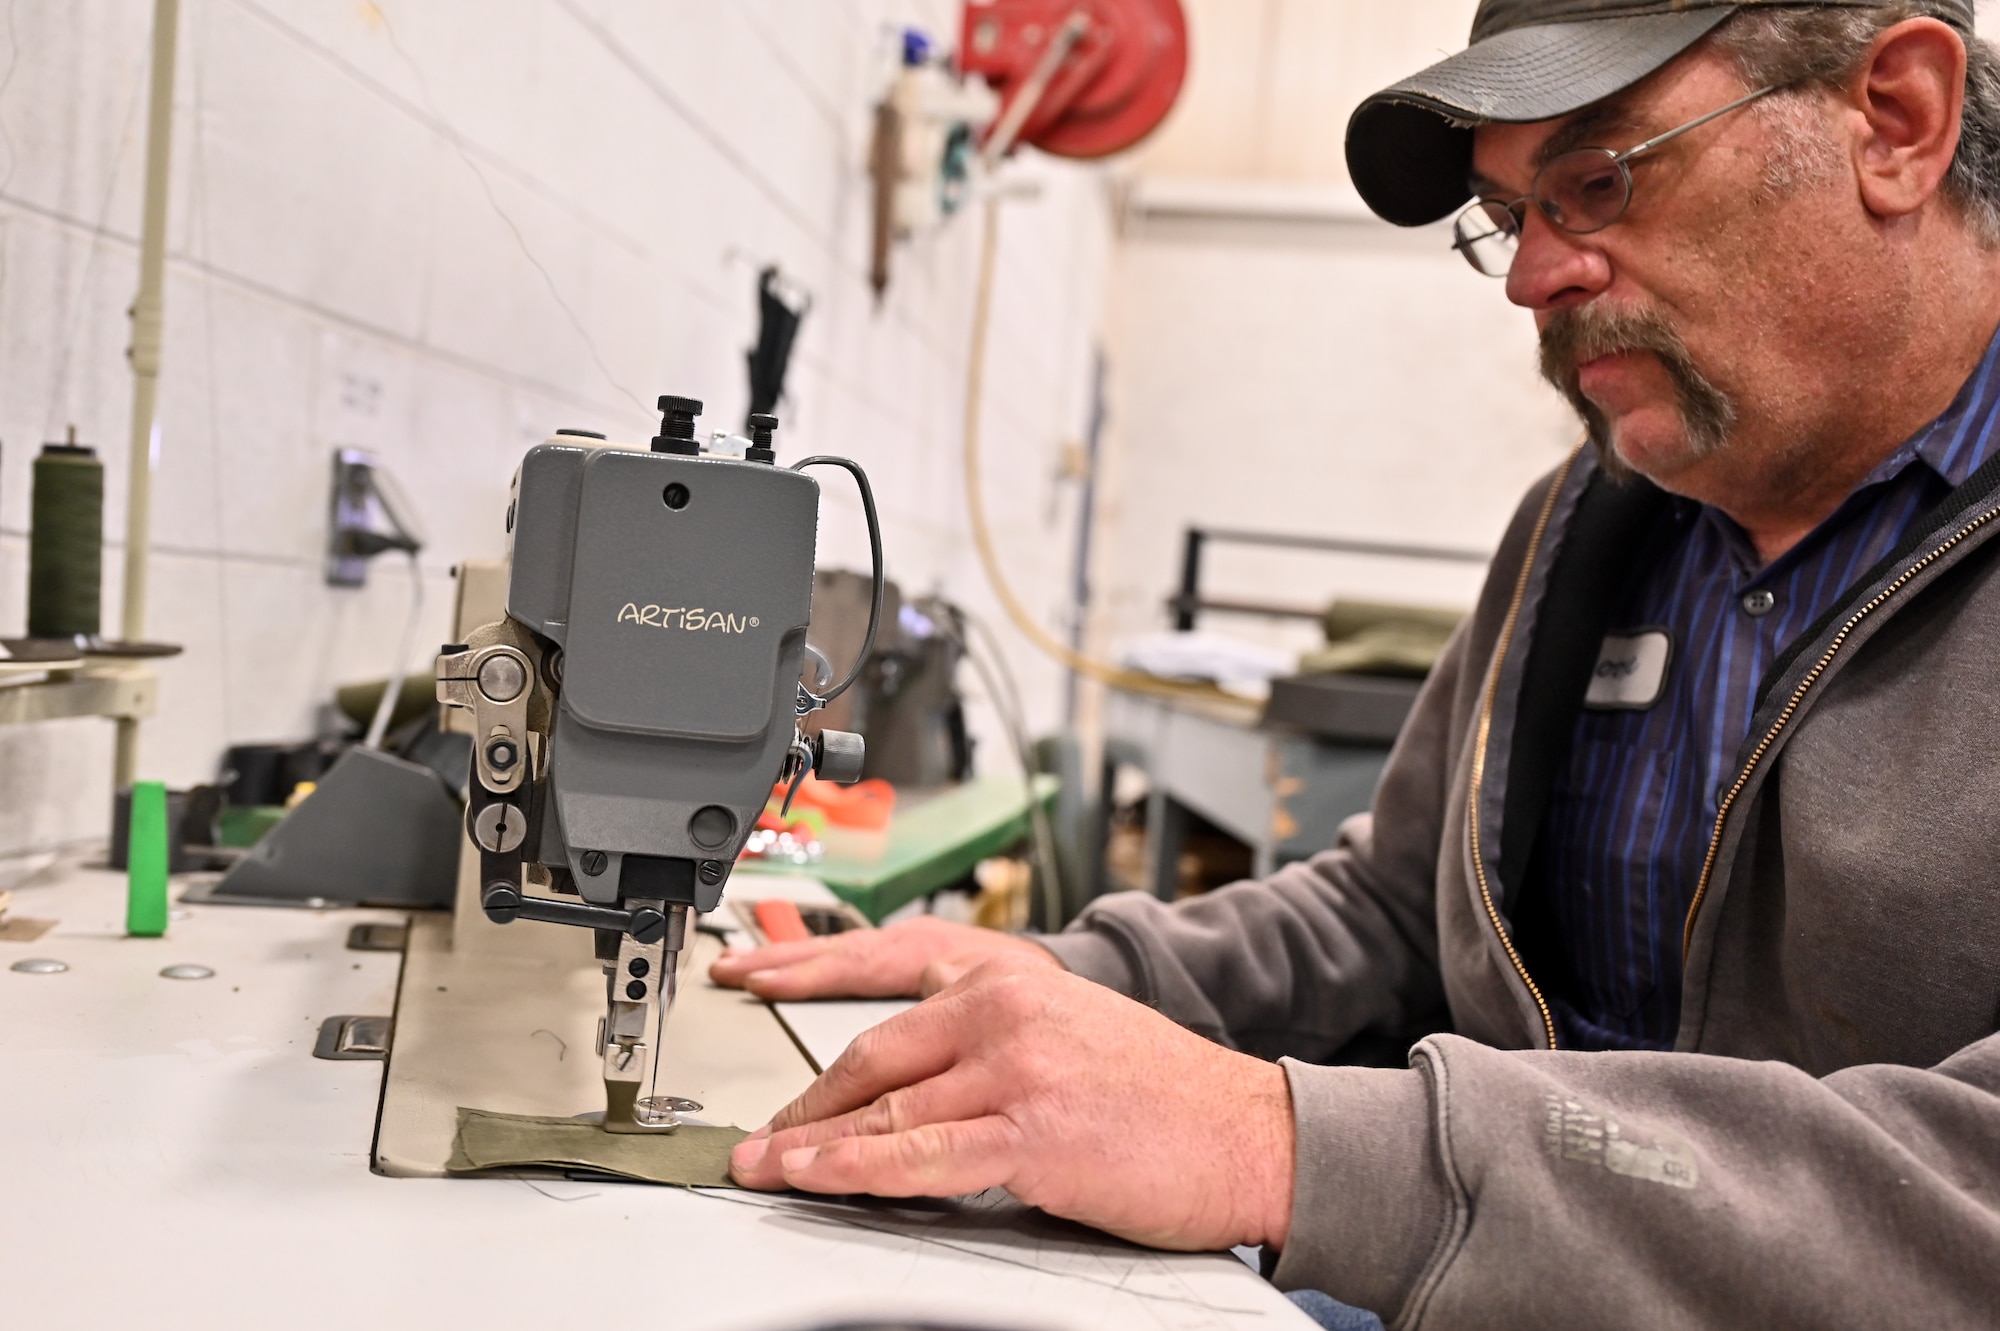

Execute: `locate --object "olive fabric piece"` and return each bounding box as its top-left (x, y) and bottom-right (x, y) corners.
top-left (447, 1107), bottom-right (749, 1187)
top-left (1298, 600), bottom-right (1466, 680)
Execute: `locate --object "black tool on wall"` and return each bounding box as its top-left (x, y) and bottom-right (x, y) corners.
top-left (744, 266), bottom-right (809, 430)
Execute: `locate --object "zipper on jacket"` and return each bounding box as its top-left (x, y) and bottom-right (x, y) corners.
top-left (1467, 450), bottom-right (1580, 1051)
top-left (1682, 498), bottom-right (2000, 960)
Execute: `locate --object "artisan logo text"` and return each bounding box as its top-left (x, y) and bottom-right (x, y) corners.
top-left (617, 604), bottom-right (761, 634)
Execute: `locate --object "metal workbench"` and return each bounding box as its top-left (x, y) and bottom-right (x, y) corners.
top-left (1099, 687), bottom-right (1396, 898)
top-left (0, 855), bottom-right (1306, 1330)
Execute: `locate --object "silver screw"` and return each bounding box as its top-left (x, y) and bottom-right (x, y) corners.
top-left (477, 653), bottom-right (528, 704)
top-left (159, 964), bottom-right (215, 980)
top-left (473, 802), bottom-right (526, 854)
top-left (10, 958), bottom-right (68, 975)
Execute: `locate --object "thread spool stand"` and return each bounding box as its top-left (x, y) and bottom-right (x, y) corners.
top-left (2, 429), bottom-right (165, 732)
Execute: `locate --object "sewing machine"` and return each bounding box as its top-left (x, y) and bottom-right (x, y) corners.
top-left (435, 394), bottom-right (878, 1132)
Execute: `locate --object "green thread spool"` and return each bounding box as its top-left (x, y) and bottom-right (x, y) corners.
top-left (27, 438), bottom-right (103, 640)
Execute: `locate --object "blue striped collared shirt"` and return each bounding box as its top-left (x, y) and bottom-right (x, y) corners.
top-left (1542, 328), bottom-right (2000, 1051)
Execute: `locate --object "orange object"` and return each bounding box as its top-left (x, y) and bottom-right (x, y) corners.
top-left (769, 774), bottom-right (897, 831)
top-left (754, 898), bottom-right (813, 945)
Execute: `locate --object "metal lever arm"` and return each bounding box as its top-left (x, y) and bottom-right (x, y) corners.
top-left (480, 885), bottom-right (667, 942)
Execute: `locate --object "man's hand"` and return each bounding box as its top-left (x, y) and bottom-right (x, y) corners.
top-left (709, 916), bottom-right (1061, 1000)
top-left (728, 957), bottom-right (1296, 1254)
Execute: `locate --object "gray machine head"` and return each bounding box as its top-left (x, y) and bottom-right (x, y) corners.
top-left (506, 439), bottom-right (822, 910)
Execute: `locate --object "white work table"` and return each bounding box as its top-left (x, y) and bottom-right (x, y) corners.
top-left (0, 859), bottom-right (1306, 1330)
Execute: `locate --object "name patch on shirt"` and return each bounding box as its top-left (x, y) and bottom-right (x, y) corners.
top-left (1585, 629), bottom-right (1673, 710)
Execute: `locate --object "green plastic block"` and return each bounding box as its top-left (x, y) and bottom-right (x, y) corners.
top-left (217, 804), bottom-right (286, 849)
top-left (126, 780), bottom-right (170, 938)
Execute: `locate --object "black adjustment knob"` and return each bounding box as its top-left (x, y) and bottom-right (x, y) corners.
top-left (629, 909), bottom-right (667, 945)
top-left (482, 884), bottom-right (524, 924)
top-left (746, 413), bottom-right (778, 465)
top-left (652, 395), bottom-right (703, 456)
top-left (813, 729), bottom-right (866, 784)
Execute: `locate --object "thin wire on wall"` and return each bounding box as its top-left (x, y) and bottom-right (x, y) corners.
top-left (363, 549), bottom-right (425, 748)
top-left (945, 609), bottom-right (1064, 929)
top-left (961, 198), bottom-right (1224, 703)
top-left (40, 56), bottom-right (150, 440)
top-left (370, 1), bottom-right (649, 419)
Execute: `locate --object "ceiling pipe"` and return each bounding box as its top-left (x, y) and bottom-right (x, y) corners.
top-left (113, 0), bottom-right (181, 791)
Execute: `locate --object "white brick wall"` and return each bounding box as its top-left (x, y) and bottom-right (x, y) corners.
top-left (1, 0), bottom-right (1111, 855)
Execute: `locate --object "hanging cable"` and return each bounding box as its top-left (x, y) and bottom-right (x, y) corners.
top-left (961, 200), bottom-right (1222, 702)
top-left (365, 550), bottom-right (426, 749)
top-left (791, 455), bottom-right (884, 703)
top-left (946, 609), bottom-right (1065, 930)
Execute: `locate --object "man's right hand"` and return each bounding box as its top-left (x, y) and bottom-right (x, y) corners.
top-left (708, 916), bottom-right (1063, 1000)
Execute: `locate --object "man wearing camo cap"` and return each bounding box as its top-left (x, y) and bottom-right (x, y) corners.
top-left (715, 5), bottom-right (2000, 1326)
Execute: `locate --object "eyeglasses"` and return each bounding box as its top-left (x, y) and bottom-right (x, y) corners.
top-left (1452, 84), bottom-right (1782, 278)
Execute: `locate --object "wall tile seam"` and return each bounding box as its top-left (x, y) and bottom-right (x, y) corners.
top-left (544, 0), bottom-right (835, 244)
top-left (210, 12), bottom-right (968, 378)
top-left (227, 0), bottom-right (1119, 374)
top-left (232, 0), bottom-right (890, 298)
top-left (783, 345), bottom-right (1085, 446)
top-left (0, 525), bottom-right (467, 580)
top-left (727, 4), bottom-right (853, 139)
top-left (0, 194), bottom-right (653, 425)
top-left (3, 178), bottom-right (1090, 439)
top-left (230, 0), bottom-right (781, 267)
top-left (791, 269), bottom-right (1112, 430)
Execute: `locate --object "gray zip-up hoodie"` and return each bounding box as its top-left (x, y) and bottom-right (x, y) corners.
top-left (1040, 447), bottom-right (2000, 1329)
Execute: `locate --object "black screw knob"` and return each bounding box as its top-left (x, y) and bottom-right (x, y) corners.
top-left (485, 737), bottom-right (519, 772)
top-left (628, 957), bottom-right (651, 979)
top-left (481, 884), bottom-right (523, 924)
top-left (746, 413), bottom-right (778, 464)
top-left (698, 860), bottom-right (726, 886)
top-left (629, 909), bottom-right (667, 945)
top-left (580, 850), bottom-right (608, 876)
top-left (653, 395), bottom-right (703, 456)
top-left (625, 979), bottom-right (648, 1000)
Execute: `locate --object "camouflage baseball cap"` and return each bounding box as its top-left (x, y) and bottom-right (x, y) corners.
top-left (1346, 0), bottom-right (1977, 227)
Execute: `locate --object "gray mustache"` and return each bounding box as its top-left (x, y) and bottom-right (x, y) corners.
top-left (1538, 305), bottom-right (1736, 474)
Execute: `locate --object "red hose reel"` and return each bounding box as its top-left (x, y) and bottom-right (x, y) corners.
top-left (959, 0), bottom-right (1189, 159)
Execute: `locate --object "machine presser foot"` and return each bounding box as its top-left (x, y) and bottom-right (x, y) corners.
top-left (597, 901), bottom-right (698, 1133)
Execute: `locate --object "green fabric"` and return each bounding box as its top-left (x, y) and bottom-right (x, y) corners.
top-left (334, 677), bottom-right (435, 733)
top-left (217, 805), bottom-right (285, 849)
top-left (1299, 600), bottom-right (1465, 680)
top-left (447, 1107), bottom-right (749, 1187)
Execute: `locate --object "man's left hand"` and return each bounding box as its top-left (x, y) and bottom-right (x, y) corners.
top-left (728, 957), bottom-right (1296, 1253)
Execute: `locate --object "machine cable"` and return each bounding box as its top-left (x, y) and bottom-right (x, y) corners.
top-left (790, 455), bottom-right (885, 702)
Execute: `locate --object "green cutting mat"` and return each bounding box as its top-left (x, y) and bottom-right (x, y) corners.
top-left (737, 774), bottom-right (1058, 923)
